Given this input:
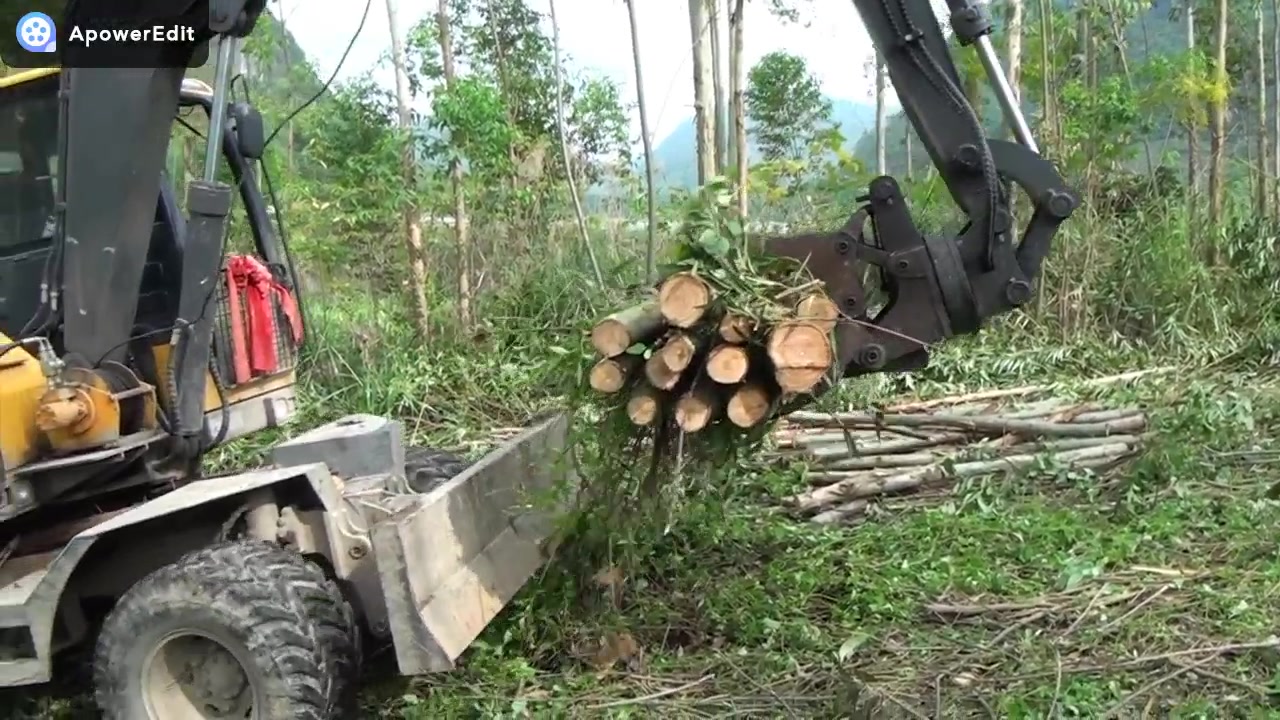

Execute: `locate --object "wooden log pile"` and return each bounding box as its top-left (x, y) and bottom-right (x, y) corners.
top-left (771, 396), bottom-right (1149, 525)
top-left (588, 268), bottom-right (840, 434)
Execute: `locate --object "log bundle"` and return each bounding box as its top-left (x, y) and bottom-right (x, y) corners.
top-left (770, 397), bottom-right (1149, 525)
top-left (588, 269), bottom-right (841, 435)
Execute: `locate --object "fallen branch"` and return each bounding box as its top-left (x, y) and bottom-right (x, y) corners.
top-left (591, 301), bottom-right (665, 357)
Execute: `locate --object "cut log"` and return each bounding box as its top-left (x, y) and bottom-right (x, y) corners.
top-left (626, 386), bottom-right (661, 426)
top-left (795, 292), bottom-right (839, 334)
top-left (675, 383), bottom-right (718, 432)
top-left (589, 355), bottom-right (642, 393)
top-left (766, 320), bottom-right (833, 394)
top-left (657, 272), bottom-right (714, 328)
top-left (591, 301), bottom-right (665, 357)
top-left (718, 312), bottom-right (756, 343)
top-left (706, 344), bottom-right (750, 384)
top-left (727, 384), bottom-right (773, 427)
top-left (643, 333), bottom-right (699, 390)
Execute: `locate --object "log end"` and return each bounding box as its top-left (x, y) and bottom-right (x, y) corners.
top-left (590, 320), bottom-right (631, 358)
top-left (706, 345), bottom-right (750, 384)
top-left (675, 395), bottom-right (716, 432)
top-left (645, 354), bottom-right (681, 390)
top-left (727, 385), bottom-right (772, 428)
top-left (658, 272), bottom-right (713, 328)
top-left (589, 358), bottom-right (631, 393)
top-left (627, 390), bottom-right (660, 426)
top-left (718, 312), bottom-right (756, 343)
top-left (768, 321), bottom-right (833, 394)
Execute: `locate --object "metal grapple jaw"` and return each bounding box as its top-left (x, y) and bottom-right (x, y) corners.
top-left (763, 140), bottom-right (1078, 404)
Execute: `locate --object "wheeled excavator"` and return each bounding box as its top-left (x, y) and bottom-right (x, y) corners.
top-left (0, 0), bottom-right (1074, 717)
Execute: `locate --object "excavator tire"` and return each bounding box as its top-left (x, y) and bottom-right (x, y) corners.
top-left (92, 540), bottom-right (358, 720)
top-left (404, 445), bottom-right (469, 493)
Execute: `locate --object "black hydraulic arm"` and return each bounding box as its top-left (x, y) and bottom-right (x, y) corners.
top-left (766, 0), bottom-right (1079, 394)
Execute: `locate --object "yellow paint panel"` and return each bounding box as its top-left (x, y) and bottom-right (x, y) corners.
top-left (150, 343), bottom-right (296, 411)
top-left (0, 332), bottom-right (51, 471)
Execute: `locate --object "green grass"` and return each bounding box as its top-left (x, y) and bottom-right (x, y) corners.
top-left (345, 334), bottom-right (1278, 718)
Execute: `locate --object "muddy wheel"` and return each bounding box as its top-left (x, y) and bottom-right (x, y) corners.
top-left (92, 541), bottom-right (358, 720)
top-left (404, 446), bottom-right (468, 493)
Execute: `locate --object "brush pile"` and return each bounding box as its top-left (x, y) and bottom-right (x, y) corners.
top-left (772, 395), bottom-right (1149, 525)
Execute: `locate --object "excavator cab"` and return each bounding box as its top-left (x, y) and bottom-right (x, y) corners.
top-left (0, 67), bottom-right (302, 511)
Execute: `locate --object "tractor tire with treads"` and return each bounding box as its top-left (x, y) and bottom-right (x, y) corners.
top-left (404, 445), bottom-right (469, 493)
top-left (92, 540), bottom-right (359, 720)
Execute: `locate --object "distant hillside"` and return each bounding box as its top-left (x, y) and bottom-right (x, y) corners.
top-left (649, 97), bottom-right (876, 188)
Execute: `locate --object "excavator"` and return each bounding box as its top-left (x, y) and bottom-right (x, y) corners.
top-left (0, 0), bottom-right (1074, 717)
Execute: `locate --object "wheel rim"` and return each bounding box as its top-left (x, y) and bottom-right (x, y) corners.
top-left (141, 630), bottom-right (261, 720)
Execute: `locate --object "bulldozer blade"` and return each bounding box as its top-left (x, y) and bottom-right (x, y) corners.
top-left (369, 412), bottom-right (575, 674)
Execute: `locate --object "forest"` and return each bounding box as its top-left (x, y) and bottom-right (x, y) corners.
top-left (8, 0), bottom-right (1280, 716)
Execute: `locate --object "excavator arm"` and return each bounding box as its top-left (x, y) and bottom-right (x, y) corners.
top-left (51, 0), bottom-right (266, 459)
top-left (767, 0), bottom-right (1078, 393)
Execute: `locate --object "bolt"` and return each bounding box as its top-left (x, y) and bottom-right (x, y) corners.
top-left (843, 296), bottom-right (859, 311)
top-left (1046, 190), bottom-right (1076, 219)
top-left (1005, 279), bottom-right (1033, 306)
top-left (348, 545), bottom-right (366, 559)
top-left (955, 144), bottom-right (980, 169)
top-left (859, 344), bottom-right (885, 369)
top-left (836, 239), bottom-right (850, 254)
top-left (895, 258), bottom-right (910, 271)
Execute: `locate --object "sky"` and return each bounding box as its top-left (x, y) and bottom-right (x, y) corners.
top-left (275, 0), bottom-right (910, 146)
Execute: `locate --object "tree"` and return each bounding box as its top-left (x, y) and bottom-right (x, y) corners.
top-left (436, 0), bottom-right (473, 328)
top-left (874, 53), bottom-right (887, 174)
top-left (710, 0), bottom-right (728, 174)
top-left (689, 0), bottom-right (716, 184)
top-left (745, 51), bottom-right (833, 161)
top-left (385, 0), bottom-right (431, 340)
top-left (624, 0), bottom-right (659, 282)
top-left (548, 0), bottom-right (602, 287)
top-left (729, 0), bottom-right (747, 218)
top-left (1208, 0), bottom-right (1228, 239)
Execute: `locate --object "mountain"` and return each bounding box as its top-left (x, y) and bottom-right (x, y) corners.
top-left (648, 97), bottom-right (877, 189)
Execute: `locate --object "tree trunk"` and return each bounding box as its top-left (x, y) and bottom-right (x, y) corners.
top-left (1005, 0), bottom-right (1024, 140)
top-left (548, 0), bottom-right (604, 287)
top-left (1186, 0), bottom-right (1199, 200)
top-left (1037, 0), bottom-right (1056, 148)
top-left (1274, 0), bottom-right (1280, 214)
top-left (875, 54), bottom-right (887, 175)
top-left (904, 124), bottom-right (913, 180)
top-left (730, 0), bottom-right (747, 218)
top-left (386, 0), bottom-right (430, 340)
top-left (1208, 0), bottom-right (1229, 248)
top-left (437, 0), bottom-right (472, 328)
top-left (625, 0), bottom-right (659, 283)
top-left (689, 0), bottom-right (716, 185)
top-left (710, 0), bottom-right (728, 174)
top-left (1258, 0), bottom-right (1270, 217)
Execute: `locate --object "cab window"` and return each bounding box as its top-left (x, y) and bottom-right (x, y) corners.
top-left (0, 73), bottom-right (59, 252)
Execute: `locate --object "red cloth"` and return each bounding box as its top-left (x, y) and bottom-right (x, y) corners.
top-left (226, 255), bottom-right (303, 379)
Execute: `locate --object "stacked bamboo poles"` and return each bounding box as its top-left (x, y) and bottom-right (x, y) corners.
top-left (771, 397), bottom-right (1149, 524)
